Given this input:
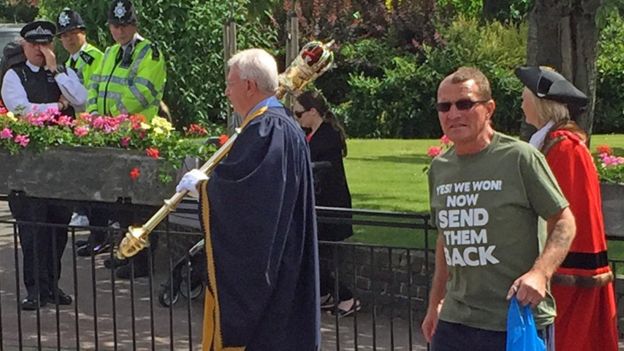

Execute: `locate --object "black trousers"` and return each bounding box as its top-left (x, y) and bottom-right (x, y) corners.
top-left (9, 192), bottom-right (71, 299)
top-left (431, 320), bottom-right (554, 351)
top-left (318, 246), bottom-right (353, 301)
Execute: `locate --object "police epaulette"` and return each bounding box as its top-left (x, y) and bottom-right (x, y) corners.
top-left (150, 43), bottom-right (160, 60)
top-left (79, 51), bottom-right (95, 65)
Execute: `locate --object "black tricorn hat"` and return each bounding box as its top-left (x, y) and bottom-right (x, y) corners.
top-left (108, 0), bottom-right (137, 25)
top-left (57, 8), bottom-right (86, 35)
top-left (20, 20), bottom-right (56, 44)
top-left (515, 66), bottom-right (588, 107)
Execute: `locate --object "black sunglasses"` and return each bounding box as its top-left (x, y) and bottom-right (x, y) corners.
top-left (294, 109), bottom-right (306, 119)
top-left (436, 99), bottom-right (489, 112)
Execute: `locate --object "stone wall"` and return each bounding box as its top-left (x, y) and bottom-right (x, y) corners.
top-left (319, 244), bottom-right (434, 320)
top-left (0, 148), bottom-right (176, 206)
top-left (614, 277), bottom-right (624, 336)
top-left (321, 244), bottom-right (624, 336)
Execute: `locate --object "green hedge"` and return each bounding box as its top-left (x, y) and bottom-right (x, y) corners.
top-left (595, 13), bottom-right (624, 133)
top-left (335, 18), bottom-right (527, 138)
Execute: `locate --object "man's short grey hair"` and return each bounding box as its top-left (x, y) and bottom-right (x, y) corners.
top-left (227, 48), bottom-right (279, 95)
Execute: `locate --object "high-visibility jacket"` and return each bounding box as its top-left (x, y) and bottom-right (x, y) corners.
top-left (66, 42), bottom-right (103, 90)
top-left (87, 37), bottom-right (165, 119)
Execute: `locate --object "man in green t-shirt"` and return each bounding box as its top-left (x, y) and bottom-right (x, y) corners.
top-left (421, 67), bottom-right (576, 351)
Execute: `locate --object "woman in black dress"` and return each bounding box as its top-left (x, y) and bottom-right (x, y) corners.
top-left (294, 91), bottom-right (359, 317)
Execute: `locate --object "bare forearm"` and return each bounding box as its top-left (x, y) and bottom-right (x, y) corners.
top-left (532, 207), bottom-right (576, 279)
top-left (427, 235), bottom-right (448, 312)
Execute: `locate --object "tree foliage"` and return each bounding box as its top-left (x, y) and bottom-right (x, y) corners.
top-left (595, 12), bottom-right (624, 133)
top-left (0, 0), bottom-right (38, 23)
top-left (335, 17), bottom-right (528, 138)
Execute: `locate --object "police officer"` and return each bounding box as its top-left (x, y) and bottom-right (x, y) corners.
top-left (1, 20), bottom-right (87, 116)
top-left (1, 20), bottom-right (86, 310)
top-left (87, 0), bottom-right (166, 278)
top-left (87, 0), bottom-right (166, 119)
top-left (56, 8), bottom-right (106, 249)
top-left (57, 8), bottom-right (103, 98)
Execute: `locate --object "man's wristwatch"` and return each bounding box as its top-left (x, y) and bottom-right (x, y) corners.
top-left (53, 65), bottom-right (66, 77)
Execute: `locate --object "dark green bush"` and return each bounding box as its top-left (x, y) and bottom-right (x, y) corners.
top-left (315, 38), bottom-right (396, 106)
top-left (336, 17), bottom-right (527, 138)
top-left (0, 0), bottom-right (38, 23)
top-left (595, 13), bottom-right (624, 133)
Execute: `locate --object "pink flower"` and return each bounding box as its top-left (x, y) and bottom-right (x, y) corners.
top-left (119, 136), bottom-right (131, 148)
top-left (600, 154), bottom-right (624, 166)
top-left (0, 128), bottom-right (13, 139)
top-left (56, 115), bottom-right (74, 127)
top-left (44, 107), bottom-right (60, 116)
top-left (0, 106), bottom-right (7, 114)
top-left (427, 146), bottom-right (443, 158)
top-left (74, 126), bottom-right (89, 137)
top-left (440, 135), bottom-right (451, 145)
top-left (92, 117), bottom-right (106, 129)
top-left (14, 134), bottom-right (30, 147)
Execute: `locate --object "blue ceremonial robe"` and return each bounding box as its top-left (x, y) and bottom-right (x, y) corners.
top-left (199, 101), bottom-right (320, 351)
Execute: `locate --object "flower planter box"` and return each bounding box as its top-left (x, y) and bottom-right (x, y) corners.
top-left (0, 147), bottom-right (177, 206)
top-left (601, 182), bottom-right (624, 237)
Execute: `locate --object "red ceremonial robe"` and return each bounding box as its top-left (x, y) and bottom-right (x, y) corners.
top-left (542, 129), bottom-right (618, 351)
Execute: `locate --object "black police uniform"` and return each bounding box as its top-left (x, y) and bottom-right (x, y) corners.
top-left (6, 20), bottom-right (73, 310)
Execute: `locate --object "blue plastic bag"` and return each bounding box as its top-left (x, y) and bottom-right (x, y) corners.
top-left (506, 296), bottom-right (546, 351)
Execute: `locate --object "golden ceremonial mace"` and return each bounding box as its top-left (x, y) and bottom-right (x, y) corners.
top-left (117, 40), bottom-right (335, 259)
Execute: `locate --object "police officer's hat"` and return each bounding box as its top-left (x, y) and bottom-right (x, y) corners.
top-left (515, 66), bottom-right (588, 107)
top-left (20, 20), bottom-right (56, 44)
top-left (108, 0), bottom-right (138, 25)
top-left (57, 8), bottom-right (86, 35)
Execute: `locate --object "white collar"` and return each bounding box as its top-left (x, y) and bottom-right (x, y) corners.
top-left (25, 60), bottom-right (41, 72)
top-left (71, 43), bottom-right (88, 60)
top-left (122, 33), bottom-right (143, 50)
top-left (529, 120), bottom-right (555, 150)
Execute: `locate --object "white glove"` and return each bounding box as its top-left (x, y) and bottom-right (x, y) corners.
top-left (176, 169), bottom-right (209, 197)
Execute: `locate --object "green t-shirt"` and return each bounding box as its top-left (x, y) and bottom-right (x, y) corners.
top-left (428, 132), bottom-right (568, 331)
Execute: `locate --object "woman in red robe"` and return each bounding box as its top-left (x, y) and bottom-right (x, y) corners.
top-left (516, 66), bottom-right (618, 351)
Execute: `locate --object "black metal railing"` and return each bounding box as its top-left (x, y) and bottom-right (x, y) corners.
top-left (315, 206), bottom-right (436, 351)
top-left (0, 197), bottom-right (439, 350)
top-left (2, 198), bottom-right (620, 350)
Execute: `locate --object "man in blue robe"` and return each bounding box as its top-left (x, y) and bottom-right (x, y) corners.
top-left (177, 48), bottom-right (320, 350)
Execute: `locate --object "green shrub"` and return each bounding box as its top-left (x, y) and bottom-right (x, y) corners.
top-left (315, 38), bottom-right (396, 106)
top-left (38, 0), bottom-right (277, 128)
top-left (595, 13), bottom-right (624, 133)
top-left (337, 17), bottom-right (527, 138)
top-left (0, 0), bottom-right (38, 23)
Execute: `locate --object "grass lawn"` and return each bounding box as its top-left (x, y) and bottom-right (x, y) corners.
top-left (344, 134), bottom-right (624, 250)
